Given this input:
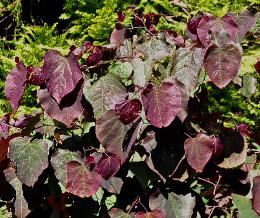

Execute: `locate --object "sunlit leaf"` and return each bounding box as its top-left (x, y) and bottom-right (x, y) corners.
top-left (141, 82), bottom-right (181, 128)
top-left (5, 61), bottom-right (28, 112)
top-left (43, 50), bottom-right (83, 104)
top-left (149, 192), bottom-right (196, 218)
top-left (9, 137), bottom-right (49, 187)
top-left (66, 160), bottom-right (102, 198)
top-left (84, 74), bottom-right (127, 119)
top-left (204, 43), bottom-right (242, 88)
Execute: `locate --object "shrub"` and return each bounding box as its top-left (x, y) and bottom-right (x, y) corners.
top-left (1, 9), bottom-right (260, 217)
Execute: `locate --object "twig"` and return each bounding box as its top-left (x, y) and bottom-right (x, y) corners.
top-left (170, 154), bottom-right (186, 177)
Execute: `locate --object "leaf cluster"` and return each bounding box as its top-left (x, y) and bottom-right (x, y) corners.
top-left (0, 9), bottom-right (260, 218)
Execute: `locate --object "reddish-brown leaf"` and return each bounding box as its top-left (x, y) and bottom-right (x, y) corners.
top-left (43, 50), bottom-right (83, 104)
top-left (204, 43), bottom-right (242, 88)
top-left (5, 61), bottom-right (28, 112)
top-left (66, 160), bottom-right (102, 198)
top-left (135, 210), bottom-right (164, 218)
top-left (95, 154), bottom-right (121, 179)
top-left (252, 176), bottom-right (260, 216)
top-left (37, 84), bottom-right (83, 127)
top-left (184, 133), bottom-right (215, 172)
top-left (141, 82), bottom-right (181, 128)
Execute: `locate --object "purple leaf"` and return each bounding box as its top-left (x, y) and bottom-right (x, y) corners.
top-left (5, 61), bottom-right (28, 112)
top-left (221, 14), bottom-right (239, 41)
top-left (86, 47), bottom-right (103, 66)
top-left (164, 30), bottom-right (184, 47)
top-left (187, 15), bottom-right (203, 41)
top-left (117, 11), bottom-right (125, 22)
top-left (0, 138), bottom-right (9, 162)
top-left (66, 160), bottom-right (102, 198)
top-left (4, 167), bottom-right (30, 218)
top-left (197, 15), bottom-right (217, 45)
top-left (28, 67), bottom-right (46, 86)
top-left (144, 13), bottom-right (160, 28)
top-left (238, 124), bottom-right (250, 136)
top-left (252, 176), bottom-right (260, 216)
top-left (11, 114), bottom-right (34, 128)
top-left (204, 43), bottom-right (242, 88)
top-left (0, 114), bottom-right (10, 139)
top-left (141, 82), bottom-right (181, 128)
top-left (110, 28), bottom-right (126, 44)
top-left (43, 50), bottom-right (83, 104)
top-left (184, 133), bottom-right (215, 172)
top-left (236, 10), bottom-right (256, 43)
top-left (197, 14), bottom-right (238, 45)
top-left (38, 83), bottom-right (83, 127)
top-left (254, 57), bottom-right (260, 74)
top-left (95, 153), bottom-right (121, 179)
top-left (115, 99), bottom-right (142, 125)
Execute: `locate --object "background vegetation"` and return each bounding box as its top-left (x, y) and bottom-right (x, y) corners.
top-left (0, 0), bottom-right (259, 126)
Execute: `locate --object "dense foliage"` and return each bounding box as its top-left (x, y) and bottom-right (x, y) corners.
top-left (1, 7), bottom-right (260, 217)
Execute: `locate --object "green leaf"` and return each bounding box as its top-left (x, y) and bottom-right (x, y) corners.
top-left (171, 48), bottom-right (203, 94)
top-left (109, 61), bottom-right (133, 79)
top-left (232, 194), bottom-right (259, 218)
top-left (9, 137), bottom-right (49, 187)
top-left (149, 192), bottom-right (196, 218)
top-left (109, 208), bottom-right (133, 218)
top-left (4, 167), bottom-right (30, 218)
top-left (50, 149), bottom-right (82, 187)
top-left (84, 74), bottom-right (127, 119)
top-left (240, 74), bottom-right (257, 99)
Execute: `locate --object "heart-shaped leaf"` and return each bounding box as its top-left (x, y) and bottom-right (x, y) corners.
top-left (66, 160), bottom-right (102, 198)
top-left (96, 110), bottom-right (132, 160)
top-left (9, 137), bottom-right (49, 186)
top-left (43, 50), bottom-right (83, 104)
top-left (171, 47), bottom-right (204, 93)
top-left (95, 153), bottom-right (121, 179)
top-left (84, 74), bottom-right (127, 119)
top-left (184, 133), bottom-right (215, 173)
top-left (236, 10), bottom-right (256, 43)
top-left (204, 43), bottom-right (242, 88)
top-left (141, 82), bottom-right (181, 128)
